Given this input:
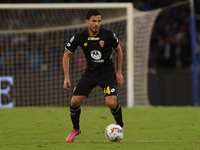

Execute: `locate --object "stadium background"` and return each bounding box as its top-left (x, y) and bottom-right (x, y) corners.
top-left (0, 0), bottom-right (200, 106)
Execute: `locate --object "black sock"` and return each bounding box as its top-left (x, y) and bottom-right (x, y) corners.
top-left (70, 105), bottom-right (81, 130)
top-left (110, 104), bottom-right (123, 127)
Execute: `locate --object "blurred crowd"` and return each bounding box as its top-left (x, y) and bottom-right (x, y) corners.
top-left (0, 33), bottom-right (62, 74)
top-left (1, 0), bottom-right (200, 73)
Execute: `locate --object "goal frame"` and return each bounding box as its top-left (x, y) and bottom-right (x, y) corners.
top-left (0, 3), bottom-right (134, 107)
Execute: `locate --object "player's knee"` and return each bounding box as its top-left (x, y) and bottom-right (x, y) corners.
top-left (106, 98), bottom-right (117, 110)
top-left (108, 103), bottom-right (117, 110)
top-left (71, 96), bottom-right (84, 107)
top-left (71, 99), bottom-right (80, 107)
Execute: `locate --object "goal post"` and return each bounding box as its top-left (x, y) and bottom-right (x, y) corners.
top-left (0, 3), bottom-right (137, 107)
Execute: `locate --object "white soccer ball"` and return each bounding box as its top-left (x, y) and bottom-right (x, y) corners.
top-left (105, 124), bottom-right (123, 142)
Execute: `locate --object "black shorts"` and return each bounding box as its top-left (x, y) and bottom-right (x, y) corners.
top-left (73, 70), bottom-right (118, 97)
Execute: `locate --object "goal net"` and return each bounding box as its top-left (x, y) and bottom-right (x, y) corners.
top-left (0, 3), bottom-right (160, 107)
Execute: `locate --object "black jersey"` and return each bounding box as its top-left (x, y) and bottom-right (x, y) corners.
top-left (65, 28), bottom-right (120, 73)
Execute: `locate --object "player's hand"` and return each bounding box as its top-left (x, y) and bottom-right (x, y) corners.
top-left (63, 77), bottom-right (71, 91)
top-left (116, 72), bottom-right (124, 88)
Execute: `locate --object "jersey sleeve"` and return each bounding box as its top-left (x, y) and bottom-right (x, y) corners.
top-left (65, 33), bottom-right (79, 53)
top-left (109, 32), bottom-right (120, 49)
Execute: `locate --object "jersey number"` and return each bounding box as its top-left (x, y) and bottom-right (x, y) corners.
top-left (104, 86), bottom-right (110, 95)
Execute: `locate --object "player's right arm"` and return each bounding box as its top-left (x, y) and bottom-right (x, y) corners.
top-left (63, 34), bottom-right (79, 90)
top-left (63, 50), bottom-right (73, 91)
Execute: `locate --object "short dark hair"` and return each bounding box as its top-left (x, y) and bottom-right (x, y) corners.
top-left (86, 9), bottom-right (102, 20)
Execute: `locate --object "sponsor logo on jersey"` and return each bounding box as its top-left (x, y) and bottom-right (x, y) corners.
top-left (67, 43), bottom-right (71, 47)
top-left (92, 60), bottom-right (104, 63)
top-left (88, 37), bottom-right (100, 40)
top-left (99, 40), bottom-right (104, 47)
top-left (91, 50), bottom-right (102, 60)
top-left (84, 43), bottom-right (87, 46)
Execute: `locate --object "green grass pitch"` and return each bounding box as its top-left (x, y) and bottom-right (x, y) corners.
top-left (0, 106), bottom-right (200, 150)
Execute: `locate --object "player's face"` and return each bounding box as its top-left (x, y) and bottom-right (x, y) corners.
top-left (86, 15), bottom-right (101, 35)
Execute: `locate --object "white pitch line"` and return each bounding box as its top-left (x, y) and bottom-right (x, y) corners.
top-left (0, 140), bottom-right (200, 143)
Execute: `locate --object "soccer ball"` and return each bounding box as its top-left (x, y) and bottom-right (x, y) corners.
top-left (105, 124), bottom-right (123, 142)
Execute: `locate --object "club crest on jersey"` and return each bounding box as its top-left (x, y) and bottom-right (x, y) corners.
top-left (99, 40), bottom-right (104, 47)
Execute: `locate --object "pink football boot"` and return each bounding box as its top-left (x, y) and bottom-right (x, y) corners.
top-left (66, 128), bottom-right (81, 142)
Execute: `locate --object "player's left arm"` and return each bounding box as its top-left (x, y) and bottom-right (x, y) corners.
top-left (114, 45), bottom-right (124, 88)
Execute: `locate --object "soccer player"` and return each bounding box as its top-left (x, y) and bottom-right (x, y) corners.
top-left (63, 9), bottom-right (124, 142)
